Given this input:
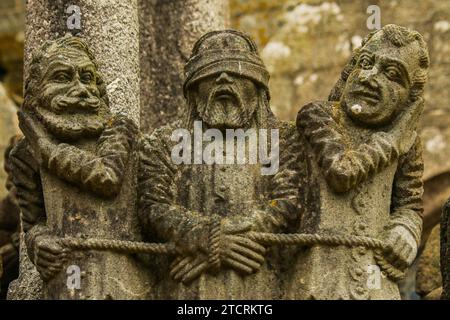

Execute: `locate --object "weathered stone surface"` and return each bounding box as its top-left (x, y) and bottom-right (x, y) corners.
top-left (291, 24), bottom-right (427, 299)
top-left (442, 199), bottom-right (450, 299)
top-left (0, 135), bottom-right (21, 299)
top-left (9, 0), bottom-right (145, 300)
top-left (138, 0), bottom-right (230, 133)
top-left (138, 30), bottom-right (301, 299)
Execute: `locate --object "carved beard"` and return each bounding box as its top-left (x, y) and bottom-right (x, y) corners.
top-left (196, 85), bottom-right (254, 128)
top-left (34, 97), bottom-right (110, 141)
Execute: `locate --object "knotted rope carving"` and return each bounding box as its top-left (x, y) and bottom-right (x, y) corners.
top-left (59, 231), bottom-right (405, 281)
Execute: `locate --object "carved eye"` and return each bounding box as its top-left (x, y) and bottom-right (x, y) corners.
top-left (80, 72), bottom-right (94, 84)
top-left (53, 72), bottom-right (71, 83)
top-left (359, 57), bottom-right (373, 70)
top-left (385, 67), bottom-right (400, 80)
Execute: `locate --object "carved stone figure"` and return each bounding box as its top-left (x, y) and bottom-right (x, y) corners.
top-left (0, 135), bottom-right (21, 298)
top-left (138, 30), bottom-right (301, 299)
top-left (10, 35), bottom-right (151, 299)
top-left (290, 24), bottom-right (429, 299)
top-left (442, 199), bottom-right (450, 299)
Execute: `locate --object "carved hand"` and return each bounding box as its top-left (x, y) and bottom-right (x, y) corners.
top-left (18, 111), bottom-right (53, 165)
top-left (33, 234), bottom-right (68, 281)
top-left (169, 217), bottom-right (266, 284)
top-left (221, 215), bottom-right (266, 274)
top-left (170, 254), bottom-right (209, 284)
top-left (382, 225), bottom-right (418, 271)
top-left (220, 234), bottom-right (266, 275)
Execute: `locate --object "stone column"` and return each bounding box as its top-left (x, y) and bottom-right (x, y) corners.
top-left (9, 0), bottom-right (149, 299)
top-left (138, 0), bottom-right (230, 133)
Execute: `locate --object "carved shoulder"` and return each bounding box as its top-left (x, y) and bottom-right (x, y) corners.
top-left (9, 138), bottom-right (46, 232)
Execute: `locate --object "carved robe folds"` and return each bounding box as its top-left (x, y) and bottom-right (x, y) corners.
top-left (138, 120), bottom-right (301, 299)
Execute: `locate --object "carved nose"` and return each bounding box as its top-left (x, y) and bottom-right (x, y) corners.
top-left (359, 67), bottom-right (379, 89)
top-left (70, 79), bottom-right (90, 98)
top-left (216, 72), bottom-right (234, 84)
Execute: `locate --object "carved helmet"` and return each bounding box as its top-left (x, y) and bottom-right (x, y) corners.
top-left (183, 29), bottom-right (270, 99)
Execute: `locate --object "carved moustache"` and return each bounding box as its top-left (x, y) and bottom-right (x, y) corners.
top-left (51, 95), bottom-right (101, 114)
top-left (35, 102), bottom-right (108, 141)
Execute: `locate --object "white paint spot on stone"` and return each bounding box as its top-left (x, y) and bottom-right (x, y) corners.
top-left (351, 104), bottom-right (362, 114)
top-left (426, 134), bottom-right (446, 153)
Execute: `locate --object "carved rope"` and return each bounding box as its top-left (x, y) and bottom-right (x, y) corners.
top-left (58, 231), bottom-right (404, 281)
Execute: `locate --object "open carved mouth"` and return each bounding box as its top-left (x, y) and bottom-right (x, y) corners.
top-left (213, 87), bottom-right (238, 102)
top-left (351, 88), bottom-right (380, 104)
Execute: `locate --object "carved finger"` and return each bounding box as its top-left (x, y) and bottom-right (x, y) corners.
top-left (173, 258), bottom-right (203, 282)
top-left (170, 256), bottom-right (184, 270)
top-left (37, 249), bottom-right (64, 262)
top-left (18, 111), bottom-right (40, 141)
top-left (231, 236), bottom-right (266, 255)
top-left (229, 243), bottom-right (265, 264)
top-left (181, 261), bottom-right (209, 284)
top-left (226, 249), bottom-right (261, 270)
top-left (36, 261), bottom-right (62, 272)
top-left (43, 253), bottom-right (67, 267)
top-left (38, 243), bottom-right (65, 255)
top-left (169, 257), bottom-right (192, 278)
top-left (224, 257), bottom-right (253, 275)
top-left (223, 220), bottom-right (252, 235)
top-left (41, 269), bottom-right (59, 281)
top-left (37, 269), bottom-right (52, 281)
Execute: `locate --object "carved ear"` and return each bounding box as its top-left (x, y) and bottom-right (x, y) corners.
top-left (95, 74), bottom-right (109, 106)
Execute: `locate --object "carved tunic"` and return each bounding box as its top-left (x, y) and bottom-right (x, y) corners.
top-left (138, 120), bottom-right (301, 299)
top-left (10, 116), bottom-right (152, 299)
top-left (287, 101), bottom-right (423, 300)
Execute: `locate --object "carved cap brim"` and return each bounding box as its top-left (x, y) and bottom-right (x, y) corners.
top-left (183, 50), bottom-right (270, 99)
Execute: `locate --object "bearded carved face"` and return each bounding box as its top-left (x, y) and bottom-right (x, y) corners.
top-left (342, 31), bottom-right (421, 127)
top-left (34, 48), bottom-right (109, 141)
top-left (192, 71), bottom-right (259, 128)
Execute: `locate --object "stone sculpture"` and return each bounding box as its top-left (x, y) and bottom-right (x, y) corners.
top-left (9, 34), bottom-right (152, 299)
top-left (0, 135), bottom-right (21, 298)
top-left (290, 24), bottom-right (429, 299)
top-left (138, 30), bottom-right (302, 299)
top-left (442, 199), bottom-right (450, 299)
top-left (7, 25), bottom-right (433, 300)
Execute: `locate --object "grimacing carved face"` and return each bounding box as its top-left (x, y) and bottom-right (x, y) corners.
top-left (342, 32), bottom-right (421, 127)
top-left (193, 71), bottom-right (259, 128)
top-left (35, 48), bottom-right (109, 140)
